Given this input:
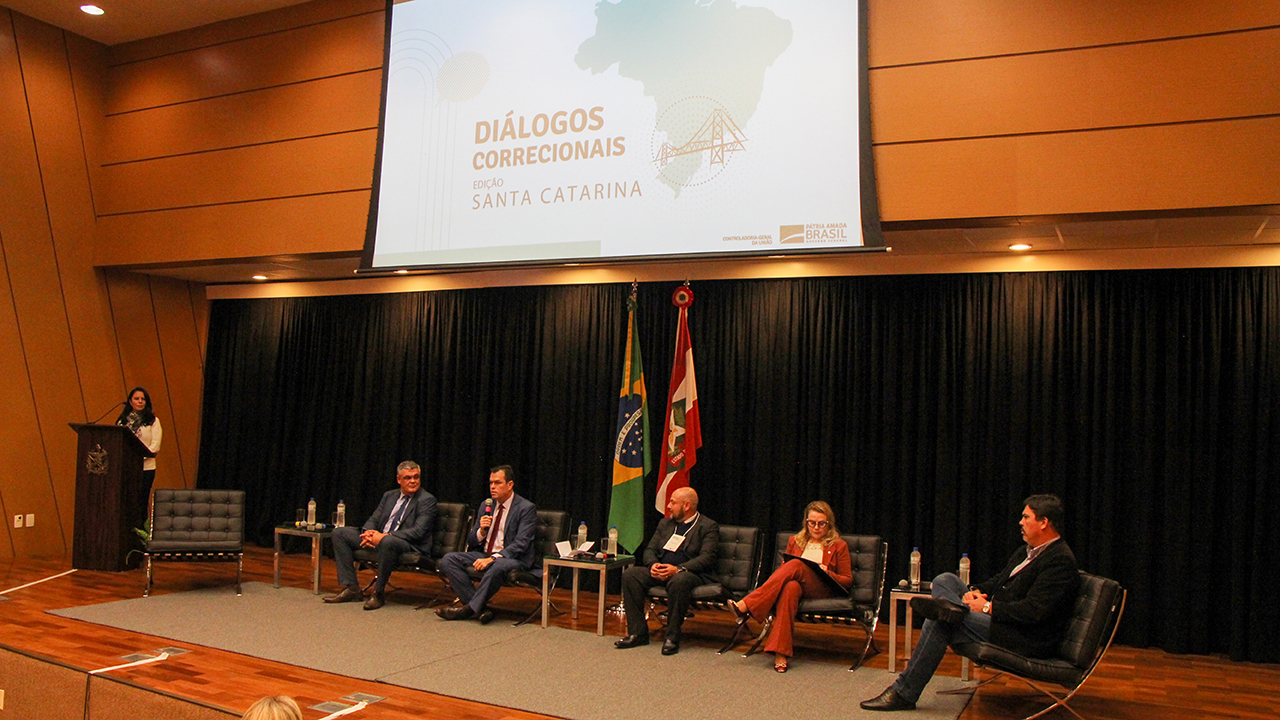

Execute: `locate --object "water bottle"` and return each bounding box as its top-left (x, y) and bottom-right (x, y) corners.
top-left (577, 522), bottom-right (588, 548)
top-left (306, 498), bottom-right (317, 529)
top-left (608, 525), bottom-right (618, 556)
top-left (909, 547), bottom-right (921, 589)
top-left (959, 553), bottom-right (970, 585)
top-left (336, 500), bottom-right (346, 528)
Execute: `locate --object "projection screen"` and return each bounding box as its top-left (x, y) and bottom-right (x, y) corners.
top-left (362, 0), bottom-right (882, 270)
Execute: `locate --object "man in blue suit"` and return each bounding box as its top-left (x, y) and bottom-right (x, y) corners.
top-left (323, 460), bottom-right (436, 610)
top-left (437, 465), bottom-right (538, 624)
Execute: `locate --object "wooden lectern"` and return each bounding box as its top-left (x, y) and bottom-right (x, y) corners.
top-left (68, 423), bottom-right (155, 571)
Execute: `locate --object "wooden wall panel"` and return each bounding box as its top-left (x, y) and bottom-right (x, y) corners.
top-left (103, 69), bottom-right (381, 163)
top-left (97, 130), bottom-right (377, 215)
top-left (871, 27), bottom-right (1280, 144)
top-left (108, 0), bottom-right (384, 66)
top-left (191, 284), bottom-right (209, 362)
top-left (875, 116), bottom-right (1280, 221)
top-left (66, 33), bottom-right (107, 217)
top-left (0, 234), bottom-right (43, 563)
top-left (105, 12), bottom-right (383, 115)
top-left (17, 16), bottom-right (124, 422)
top-left (0, 10), bottom-right (82, 558)
top-left (94, 191), bottom-right (370, 265)
top-left (868, 0), bottom-right (1280, 67)
top-left (148, 277), bottom-right (207, 489)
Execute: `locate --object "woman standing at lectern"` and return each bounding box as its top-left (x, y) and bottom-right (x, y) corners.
top-left (116, 387), bottom-right (162, 510)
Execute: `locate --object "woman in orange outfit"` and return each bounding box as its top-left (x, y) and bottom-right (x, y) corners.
top-left (729, 500), bottom-right (852, 672)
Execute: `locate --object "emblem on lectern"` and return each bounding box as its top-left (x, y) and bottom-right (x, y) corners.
top-left (86, 444), bottom-right (109, 475)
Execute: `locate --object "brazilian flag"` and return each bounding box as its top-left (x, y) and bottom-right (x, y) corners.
top-left (608, 289), bottom-right (649, 554)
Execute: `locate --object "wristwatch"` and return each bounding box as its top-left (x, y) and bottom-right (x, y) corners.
top-left (982, 601), bottom-right (992, 614)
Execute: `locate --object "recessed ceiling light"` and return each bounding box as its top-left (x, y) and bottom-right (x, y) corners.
top-left (252, 275), bottom-right (268, 280)
top-left (80, 5), bottom-right (105, 15)
top-left (1009, 243), bottom-right (1032, 251)
top-left (394, 269), bottom-right (409, 274)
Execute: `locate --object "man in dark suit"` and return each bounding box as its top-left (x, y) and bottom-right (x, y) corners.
top-left (862, 494), bottom-right (1081, 711)
top-left (615, 486), bottom-right (720, 655)
top-left (323, 460), bottom-right (437, 610)
top-left (437, 465), bottom-right (538, 624)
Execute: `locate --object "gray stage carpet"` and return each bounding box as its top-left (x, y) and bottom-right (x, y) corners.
top-left (50, 582), bottom-right (972, 720)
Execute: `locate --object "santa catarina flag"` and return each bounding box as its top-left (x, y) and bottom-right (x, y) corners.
top-left (657, 284), bottom-right (701, 514)
top-left (609, 286), bottom-right (649, 554)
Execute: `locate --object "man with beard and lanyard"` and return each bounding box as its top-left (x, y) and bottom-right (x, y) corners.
top-left (615, 486), bottom-right (720, 655)
top-left (861, 494), bottom-right (1080, 711)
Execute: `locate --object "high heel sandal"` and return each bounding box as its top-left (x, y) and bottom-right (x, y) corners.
top-left (774, 656), bottom-right (788, 673)
top-left (728, 600), bottom-right (748, 625)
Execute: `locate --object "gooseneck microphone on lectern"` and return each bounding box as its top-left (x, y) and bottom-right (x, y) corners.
top-left (89, 401), bottom-right (126, 424)
top-left (479, 498), bottom-right (494, 537)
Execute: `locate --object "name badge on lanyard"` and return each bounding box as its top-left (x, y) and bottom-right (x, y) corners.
top-left (662, 514), bottom-right (698, 552)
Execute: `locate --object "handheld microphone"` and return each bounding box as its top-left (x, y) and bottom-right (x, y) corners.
top-left (90, 401), bottom-right (127, 424)
top-left (480, 498), bottom-right (494, 536)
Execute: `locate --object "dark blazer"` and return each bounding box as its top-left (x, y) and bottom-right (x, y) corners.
top-left (641, 513), bottom-right (720, 582)
top-left (976, 539), bottom-right (1080, 657)
top-left (465, 493), bottom-right (539, 570)
top-left (361, 489), bottom-right (437, 555)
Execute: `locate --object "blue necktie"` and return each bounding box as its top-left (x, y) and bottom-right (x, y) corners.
top-left (383, 497), bottom-right (409, 533)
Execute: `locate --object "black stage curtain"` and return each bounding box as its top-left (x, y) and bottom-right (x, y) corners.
top-left (199, 269), bottom-right (1280, 663)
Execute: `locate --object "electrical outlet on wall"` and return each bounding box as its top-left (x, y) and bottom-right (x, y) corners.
top-left (24, 513), bottom-right (33, 527)
top-left (12, 515), bottom-right (21, 529)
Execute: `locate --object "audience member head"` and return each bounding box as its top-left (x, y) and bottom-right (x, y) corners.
top-left (793, 500), bottom-right (840, 546)
top-left (396, 460), bottom-right (422, 495)
top-left (241, 695), bottom-right (302, 720)
top-left (489, 464), bottom-right (515, 502)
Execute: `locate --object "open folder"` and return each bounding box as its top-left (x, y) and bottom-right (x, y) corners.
top-left (782, 552), bottom-right (850, 595)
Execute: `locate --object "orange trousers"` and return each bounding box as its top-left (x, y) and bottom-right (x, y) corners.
top-left (742, 559), bottom-right (836, 657)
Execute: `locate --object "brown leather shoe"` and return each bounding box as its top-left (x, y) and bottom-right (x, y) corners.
top-left (323, 586), bottom-right (363, 604)
top-left (363, 592), bottom-right (385, 610)
top-left (436, 605), bottom-right (475, 621)
top-left (860, 687), bottom-right (916, 711)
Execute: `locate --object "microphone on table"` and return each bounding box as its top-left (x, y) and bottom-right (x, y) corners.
top-left (89, 401), bottom-right (127, 424)
top-left (480, 498), bottom-right (494, 537)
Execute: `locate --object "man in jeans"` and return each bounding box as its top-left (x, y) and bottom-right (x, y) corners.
top-left (862, 494), bottom-right (1080, 711)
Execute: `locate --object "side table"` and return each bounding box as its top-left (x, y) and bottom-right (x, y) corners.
top-left (541, 554), bottom-right (635, 636)
top-left (274, 525), bottom-right (333, 595)
top-left (889, 584), bottom-right (970, 681)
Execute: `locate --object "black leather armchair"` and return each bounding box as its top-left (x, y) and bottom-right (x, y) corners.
top-left (733, 532), bottom-right (887, 670)
top-left (951, 571), bottom-right (1126, 720)
top-left (143, 489), bottom-right (245, 597)
top-left (647, 524), bottom-right (763, 647)
top-left (354, 501), bottom-right (472, 607)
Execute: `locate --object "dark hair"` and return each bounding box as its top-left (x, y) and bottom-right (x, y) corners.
top-left (490, 464), bottom-right (515, 483)
top-left (116, 387), bottom-right (156, 427)
top-left (1024, 494), bottom-right (1065, 531)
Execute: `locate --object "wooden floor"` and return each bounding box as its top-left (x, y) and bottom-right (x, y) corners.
top-left (1, 545), bottom-right (1277, 719)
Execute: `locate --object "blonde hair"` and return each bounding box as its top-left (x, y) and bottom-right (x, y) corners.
top-left (792, 500), bottom-right (840, 548)
top-left (242, 696), bottom-right (303, 720)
